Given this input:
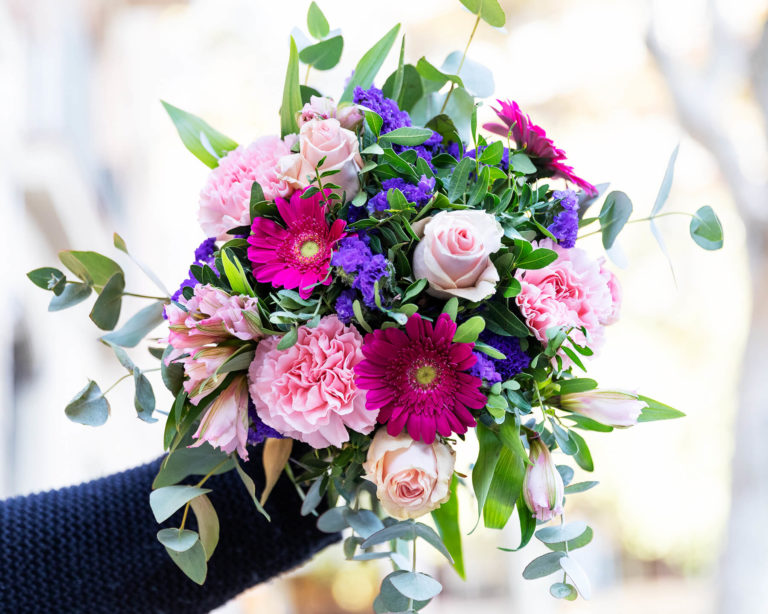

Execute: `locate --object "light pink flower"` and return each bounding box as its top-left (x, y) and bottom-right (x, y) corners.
top-left (182, 346), bottom-right (238, 405)
top-left (560, 389), bottom-right (646, 427)
top-left (515, 239), bottom-right (613, 364)
top-left (191, 375), bottom-right (250, 460)
top-left (165, 284), bottom-right (262, 363)
top-left (363, 430), bottom-right (455, 519)
top-left (412, 210), bottom-right (504, 302)
top-left (277, 118), bottom-right (363, 200)
top-left (523, 438), bottom-right (564, 522)
top-left (598, 259), bottom-right (622, 325)
top-left (299, 96), bottom-right (363, 131)
top-left (198, 136), bottom-right (294, 238)
top-left (248, 315), bottom-right (376, 448)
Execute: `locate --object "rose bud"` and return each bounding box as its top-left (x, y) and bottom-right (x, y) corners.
top-left (362, 430), bottom-right (455, 520)
top-left (559, 389), bottom-right (646, 428)
top-left (523, 437), bottom-right (564, 522)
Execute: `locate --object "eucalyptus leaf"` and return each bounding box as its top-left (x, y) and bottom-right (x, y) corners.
top-left (157, 528), bottom-right (199, 553)
top-left (306, 1), bottom-right (330, 39)
top-left (689, 205), bottom-right (724, 250)
top-left (559, 556), bottom-right (592, 599)
top-left (161, 101), bottom-right (238, 169)
top-left (545, 526), bottom-right (594, 552)
top-left (535, 521), bottom-right (588, 545)
top-left (299, 36), bottom-right (343, 71)
top-left (599, 191), bottom-right (633, 250)
top-left (65, 380), bottom-right (110, 426)
top-left (133, 368), bottom-right (156, 423)
top-left (165, 541), bottom-right (207, 585)
top-left (101, 301), bottom-right (166, 348)
top-left (89, 273), bottom-right (125, 330)
top-left (651, 145), bottom-right (679, 217)
top-left (390, 572), bottom-right (442, 601)
top-left (344, 509), bottom-right (385, 538)
top-left (48, 282), bottom-right (92, 311)
top-left (190, 494), bottom-right (220, 561)
top-left (317, 506), bottom-right (349, 532)
top-left (27, 267), bottom-right (65, 294)
top-left (149, 485), bottom-right (212, 523)
top-left (58, 250), bottom-right (123, 291)
top-left (152, 444), bottom-right (233, 489)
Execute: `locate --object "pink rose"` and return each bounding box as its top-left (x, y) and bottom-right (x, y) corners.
top-left (560, 389), bottom-right (646, 427)
top-left (299, 96), bottom-right (363, 131)
top-left (515, 239), bottom-right (613, 364)
top-left (198, 136), bottom-right (294, 238)
top-left (362, 430), bottom-right (455, 519)
top-left (248, 315), bottom-right (376, 448)
top-left (412, 210), bottom-right (504, 301)
top-left (277, 119), bottom-right (363, 200)
top-left (523, 437), bottom-right (564, 522)
top-left (191, 375), bottom-right (250, 460)
top-left (598, 259), bottom-right (622, 325)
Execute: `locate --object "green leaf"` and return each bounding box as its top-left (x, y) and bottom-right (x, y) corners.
top-left (484, 301), bottom-right (529, 337)
top-left (522, 551), bottom-right (568, 579)
top-left (441, 51), bottom-right (494, 98)
top-left (447, 157), bottom-right (474, 202)
top-left (557, 378), bottom-right (598, 395)
top-left (317, 507), bottom-right (349, 532)
top-left (221, 248), bottom-right (255, 297)
top-left (472, 422), bottom-right (503, 530)
top-left (550, 582), bottom-right (578, 600)
top-left (390, 36), bottom-right (406, 105)
top-left (48, 282), bottom-right (91, 311)
top-left (157, 528), bottom-right (199, 553)
top-left (559, 556), bottom-right (592, 599)
top-left (161, 346), bottom-right (184, 396)
top-left (361, 520), bottom-right (417, 548)
top-left (189, 494), bottom-right (219, 560)
top-left (340, 24), bottom-right (401, 103)
top-left (516, 248), bottom-right (558, 270)
top-left (133, 368), bottom-right (157, 423)
top-left (379, 127), bottom-right (434, 146)
top-left (364, 110), bottom-right (383, 137)
top-left (552, 422), bottom-right (578, 455)
top-left (306, 1), bottom-right (329, 39)
top-left (568, 429), bottom-right (594, 472)
top-left (425, 114), bottom-right (461, 147)
top-left (300, 85), bottom-right (322, 105)
top-left (300, 478), bottom-right (325, 516)
top-left (442, 297), bottom-right (458, 321)
top-left (65, 380), bottom-right (110, 426)
top-left (100, 301), bottom-right (166, 348)
top-left (58, 250), bottom-right (123, 292)
top-left (390, 572), bottom-right (442, 601)
top-left (232, 457), bottom-right (271, 521)
top-left (431, 475), bottom-right (465, 579)
top-left (153, 444), bottom-right (233, 489)
top-left (383, 63), bottom-right (423, 113)
top-left (149, 485), bottom-right (212, 523)
top-left (483, 444), bottom-right (525, 529)
top-left (165, 540), bottom-right (207, 585)
top-left (564, 481), bottom-right (599, 494)
top-left (535, 521), bottom-right (588, 544)
top-left (509, 153), bottom-right (536, 175)
top-left (689, 205), bottom-right (724, 250)
top-left (637, 395), bottom-right (686, 421)
top-left (89, 273), bottom-right (125, 330)
top-left (28, 267), bottom-right (66, 294)
top-left (280, 37), bottom-right (303, 138)
top-left (480, 0), bottom-right (505, 27)
top-left (467, 165), bottom-right (490, 207)
top-left (599, 191), bottom-right (633, 250)
top-left (453, 316), bottom-right (485, 343)
top-left (413, 522), bottom-right (454, 564)
top-left (402, 278), bottom-right (428, 303)
top-left (545, 526), bottom-right (594, 552)
top-left (344, 509), bottom-right (385, 539)
top-left (416, 56), bottom-right (464, 89)
top-left (161, 101), bottom-right (238, 169)
top-left (651, 145), bottom-right (679, 217)
top-left (474, 341), bottom-right (506, 360)
top-left (377, 571), bottom-right (432, 613)
top-left (299, 36), bottom-right (344, 71)
top-left (277, 327), bottom-right (299, 350)
top-left (562, 413), bottom-right (614, 432)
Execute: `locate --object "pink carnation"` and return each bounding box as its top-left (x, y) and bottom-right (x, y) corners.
top-left (198, 136), bottom-right (294, 238)
top-left (515, 239), bottom-right (613, 365)
top-left (598, 259), bottom-right (622, 325)
top-left (248, 315), bottom-right (376, 449)
top-left (165, 284), bottom-right (262, 364)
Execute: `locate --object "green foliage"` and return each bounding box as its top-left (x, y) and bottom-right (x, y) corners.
top-left (161, 101), bottom-right (238, 168)
top-left (340, 24), bottom-right (400, 102)
top-left (306, 2), bottom-right (330, 39)
top-left (599, 191), bottom-right (633, 249)
top-left (100, 301), bottom-right (165, 348)
top-left (149, 485), bottom-right (212, 523)
top-left (379, 127), bottom-right (434, 146)
top-left (637, 395), bottom-right (686, 421)
top-left (299, 36), bottom-right (344, 71)
top-left (65, 380), bottom-right (110, 426)
top-left (89, 273), bottom-right (125, 330)
top-left (690, 205), bottom-right (724, 250)
top-left (281, 37), bottom-right (303, 137)
top-left (431, 476), bottom-right (465, 579)
top-left (58, 250), bottom-right (123, 293)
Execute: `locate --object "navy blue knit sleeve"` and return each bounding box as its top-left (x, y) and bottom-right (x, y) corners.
top-left (0, 456), bottom-right (340, 613)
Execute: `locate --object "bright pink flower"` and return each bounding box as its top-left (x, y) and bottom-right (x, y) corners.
top-left (247, 188), bottom-right (346, 300)
top-left (191, 375), bottom-right (250, 460)
top-left (198, 136), bottom-right (294, 238)
top-left (483, 99), bottom-right (597, 196)
top-left (164, 284), bottom-right (262, 363)
top-left (515, 239), bottom-right (613, 366)
top-left (248, 315), bottom-right (376, 449)
top-left (523, 437), bottom-right (564, 522)
top-left (354, 313), bottom-right (486, 444)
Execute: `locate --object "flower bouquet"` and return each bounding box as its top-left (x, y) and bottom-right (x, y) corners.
top-left (27, 0), bottom-right (724, 608)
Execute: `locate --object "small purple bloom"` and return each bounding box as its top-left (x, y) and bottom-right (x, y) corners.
top-left (247, 399), bottom-right (283, 445)
top-left (547, 190), bottom-right (579, 248)
top-left (332, 236), bottom-right (371, 274)
top-left (335, 289), bottom-right (356, 323)
top-left (368, 175), bottom-right (435, 215)
top-left (169, 237), bottom-right (219, 306)
top-left (469, 351), bottom-right (503, 385)
top-left (353, 86), bottom-right (410, 134)
top-left (479, 332), bottom-right (531, 381)
top-left (353, 254), bottom-right (390, 308)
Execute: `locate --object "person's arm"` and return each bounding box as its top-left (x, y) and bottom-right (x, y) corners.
top-left (0, 455), bottom-right (340, 614)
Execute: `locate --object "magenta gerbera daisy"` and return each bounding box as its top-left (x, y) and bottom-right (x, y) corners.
top-left (354, 313), bottom-right (487, 444)
top-left (247, 188), bottom-right (346, 299)
top-left (483, 99), bottom-right (597, 196)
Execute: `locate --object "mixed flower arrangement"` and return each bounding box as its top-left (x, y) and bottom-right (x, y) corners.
top-left (27, 1), bottom-right (724, 608)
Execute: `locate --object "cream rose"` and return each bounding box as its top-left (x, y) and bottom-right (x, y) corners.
top-left (412, 210), bottom-right (504, 301)
top-left (277, 118), bottom-right (362, 199)
top-left (363, 430), bottom-right (455, 520)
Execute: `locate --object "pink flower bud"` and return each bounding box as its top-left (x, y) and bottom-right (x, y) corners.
top-left (523, 438), bottom-right (564, 522)
top-left (191, 375), bottom-right (250, 460)
top-left (560, 389), bottom-right (646, 428)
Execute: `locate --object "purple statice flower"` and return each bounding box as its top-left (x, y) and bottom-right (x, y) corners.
top-left (479, 331), bottom-right (531, 381)
top-left (469, 351), bottom-right (503, 385)
top-left (368, 175), bottom-right (436, 214)
top-left (170, 237), bottom-right (218, 304)
top-left (247, 398), bottom-right (283, 445)
top-left (353, 254), bottom-right (390, 308)
top-left (331, 236), bottom-right (371, 274)
top-left (547, 189), bottom-right (579, 249)
top-left (353, 86), bottom-right (411, 134)
top-left (335, 289), bottom-right (356, 323)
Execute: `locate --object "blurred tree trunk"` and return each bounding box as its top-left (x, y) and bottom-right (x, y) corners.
top-left (648, 12), bottom-right (768, 613)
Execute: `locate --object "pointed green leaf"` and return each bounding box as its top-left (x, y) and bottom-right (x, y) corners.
top-left (100, 301), bottom-right (166, 348)
top-left (280, 37), bottom-right (302, 138)
top-left (431, 475), bottom-right (465, 579)
top-left (221, 248), bottom-right (255, 297)
top-left (689, 205), bottom-right (724, 250)
top-left (472, 422), bottom-right (502, 529)
top-left (299, 36), bottom-right (344, 71)
top-left (89, 272), bottom-right (125, 330)
top-left (637, 395), bottom-right (686, 421)
top-left (483, 444), bottom-right (525, 529)
top-left (190, 494), bottom-right (220, 561)
top-left (161, 101), bottom-right (238, 169)
top-left (599, 191), bottom-right (633, 250)
top-left (58, 250), bottom-right (123, 292)
top-left (379, 127), bottom-right (433, 146)
top-left (340, 24), bottom-right (400, 102)
top-left (165, 540), bottom-right (207, 585)
top-left (651, 145), bottom-right (679, 216)
top-left (307, 1), bottom-right (330, 39)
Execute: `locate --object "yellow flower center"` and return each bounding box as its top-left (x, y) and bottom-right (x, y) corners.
top-left (300, 240), bottom-right (320, 258)
top-left (415, 365), bottom-right (437, 386)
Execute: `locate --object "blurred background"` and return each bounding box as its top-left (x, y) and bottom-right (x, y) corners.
top-left (2, 0), bottom-right (766, 612)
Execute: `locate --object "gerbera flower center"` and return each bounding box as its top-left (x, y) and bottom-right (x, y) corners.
top-left (414, 364), bottom-right (438, 387)
top-left (300, 240), bottom-right (320, 258)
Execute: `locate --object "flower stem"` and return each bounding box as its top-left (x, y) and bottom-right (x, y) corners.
top-left (577, 211), bottom-right (696, 240)
top-left (304, 63), bottom-right (311, 87)
top-left (439, 13), bottom-right (481, 114)
top-left (100, 373), bottom-right (131, 397)
top-left (178, 458), bottom-right (231, 532)
top-left (123, 291), bottom-right (170, 301)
